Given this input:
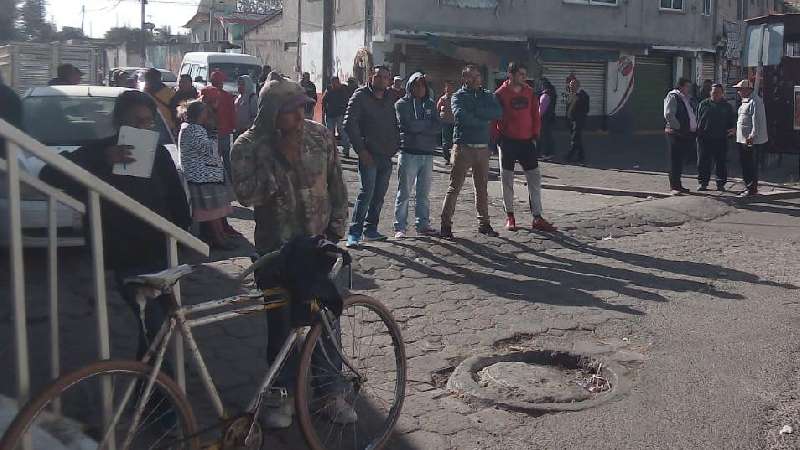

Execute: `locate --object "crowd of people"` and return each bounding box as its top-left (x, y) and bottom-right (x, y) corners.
top-left (0, 56), bottom-right (774, 431)
top-left (303, 62), bottom-right (563, 247)
top-left (664, 77), bottom-right (766, 197)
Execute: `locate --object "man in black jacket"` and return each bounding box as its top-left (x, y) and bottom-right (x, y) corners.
top-left (664, 78), bottom-right (698, 195)
top-left (300, 72), bottom-right (318, 119)
top-left (322, 76), bottom-right (352, 158)
top-left (696, 83), bottom-right (735, 191)
top-left (566, 78), bottom-right (590, 163)
top-left (344, 65), bottom-right (400, 247)
top-left (40, 90), bottom-right (191, 361)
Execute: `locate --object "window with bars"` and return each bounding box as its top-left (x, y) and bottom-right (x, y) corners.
top-left (660, 0), bottom-right (683, 11)
top-left (703, 0), bottom-right (711, 15)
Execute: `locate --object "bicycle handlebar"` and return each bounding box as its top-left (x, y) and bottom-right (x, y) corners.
top-left (236, 249), bottom-right (281, 284)
top-left (236, 244), bottom-right (352, 285)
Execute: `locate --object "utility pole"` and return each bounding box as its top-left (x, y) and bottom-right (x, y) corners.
top-left (364, 0), bottom-right (373, 47)
top-left (140, 0), bottom-right (147, 65)
top-left (295, 0), bottom-right (301, 75)
top-left (209, 3), bottom-right (213, 44)
top-left (322, 0), bottom-right (333, 89)
top-left (81, 3), bottom-right (85, 35)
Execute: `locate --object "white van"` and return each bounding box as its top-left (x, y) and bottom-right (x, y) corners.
top-left (179, 52), bottom-right (261, 94)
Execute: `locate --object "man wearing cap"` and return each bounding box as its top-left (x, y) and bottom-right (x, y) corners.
top-left (201, 70), bottom-right (236, 174)
top-left (664, 77), bottom-right (697, 195)
top-left (48, 63), bottom-right (83, 86)
top-left (733, 79), bottom-right (767, 197)
top-left (696, 83), bottom-right (736, 192)
top-left (391, 76), bottom-right (406, 99)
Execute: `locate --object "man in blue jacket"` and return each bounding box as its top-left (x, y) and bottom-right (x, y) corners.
top-left (440, 65), bottom-right (503, 238)
top-left (393, 72), bottom-right (442, 238)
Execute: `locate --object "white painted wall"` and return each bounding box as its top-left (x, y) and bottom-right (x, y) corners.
top-left (333, 26), bottom-right (365, 81)
top-left (301, 30), bottom-right (324, 89)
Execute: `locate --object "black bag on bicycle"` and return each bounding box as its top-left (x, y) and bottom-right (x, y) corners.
top-left (255, 235), bottom-right (345, 327)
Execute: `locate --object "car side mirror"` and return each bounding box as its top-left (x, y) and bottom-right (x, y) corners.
top-left (194, 76), bottom-right (205, 83)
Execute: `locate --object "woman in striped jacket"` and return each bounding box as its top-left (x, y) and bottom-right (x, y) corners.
top-left (178, 100), bottom-right (235, 249)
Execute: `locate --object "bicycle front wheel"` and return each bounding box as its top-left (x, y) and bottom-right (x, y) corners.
top-left (0, 360), bottom-right (199, 450)
top-left (296, 294), bottom-right (407, 450)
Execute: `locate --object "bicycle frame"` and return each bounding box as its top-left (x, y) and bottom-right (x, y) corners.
top-left (104, 258), bottom-right (355, 449)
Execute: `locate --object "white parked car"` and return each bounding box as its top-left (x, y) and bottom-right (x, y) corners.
top-left (0, 85), bottom-right (184, 247)
top-left (134, 68), bottom-right (178, 91)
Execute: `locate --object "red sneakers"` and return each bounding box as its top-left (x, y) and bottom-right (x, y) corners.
top-left (505, 214), bottom-right (517, 231)
top-left (532, 217), bottom-right (557, 232)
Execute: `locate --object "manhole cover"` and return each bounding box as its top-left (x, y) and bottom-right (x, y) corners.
top-left (447, 350), bottom-right (630, 414)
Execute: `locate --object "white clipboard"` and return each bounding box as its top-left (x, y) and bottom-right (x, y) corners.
top-left (113, 125), bottom-right (159, 178)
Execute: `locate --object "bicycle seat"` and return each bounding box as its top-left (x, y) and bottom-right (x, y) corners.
top-left (123, 265), bottom-right (194, 291)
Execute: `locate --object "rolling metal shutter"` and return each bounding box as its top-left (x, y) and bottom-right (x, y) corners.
top-left (701, 54), bottom-right (716, 82)
top-left (403, 44), bottom-right (466, 99)
top-left (541, 61), bottom-right (606, 117)
top-left (629, 55), bottom-right (673, 130)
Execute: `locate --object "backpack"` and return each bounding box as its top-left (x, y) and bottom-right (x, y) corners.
top-left (255, 236), bottom-right (346, 327)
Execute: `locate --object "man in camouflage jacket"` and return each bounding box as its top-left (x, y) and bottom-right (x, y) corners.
top-left (231, 74), bottom-right (348, 254)
top-left (229, 74), bottom-right (352, 428)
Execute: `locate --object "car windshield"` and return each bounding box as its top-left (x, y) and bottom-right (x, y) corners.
top-left (22, 95), bottom-right (174, 148)
top-left (208, 63), bottom-right (261, 81)
top-left (160, 71), bottom-right (177, 82)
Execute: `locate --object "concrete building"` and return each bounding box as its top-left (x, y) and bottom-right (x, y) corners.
top-left (242, 10), bottom-right (297, 76)
top-left (184, 0), bottom-right (270, 50)
top-left (258, 0), bottom-right (781, 132)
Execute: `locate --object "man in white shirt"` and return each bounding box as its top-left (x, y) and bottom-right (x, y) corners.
top-left (733, 79), bottom-right (767, 197)
top-left (663, 78), bottom-right (697, 195)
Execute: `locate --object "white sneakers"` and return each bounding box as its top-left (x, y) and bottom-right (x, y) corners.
top-left (263, 391), bottom-right (294, 429)
top-left (262, 390), bottom-right (358, 428)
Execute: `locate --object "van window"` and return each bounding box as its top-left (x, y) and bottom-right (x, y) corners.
top-left (208, 63), bottom-right (260, 81)
top-left (180, 64), bottom-right (191, 75)
top-left (197, 66), bottom-right (208, 82)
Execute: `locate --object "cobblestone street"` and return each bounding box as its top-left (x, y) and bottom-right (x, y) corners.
top-left (2, 154), bottom-right (800, 449)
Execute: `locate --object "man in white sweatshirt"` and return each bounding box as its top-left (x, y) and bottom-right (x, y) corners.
top-left (733, 79), bottom-right (767, 197)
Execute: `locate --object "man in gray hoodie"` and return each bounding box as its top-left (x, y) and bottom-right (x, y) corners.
top-left (344, 65), bottom-right (401, 247)
top-left (393, 72), bottom-right (442, 238)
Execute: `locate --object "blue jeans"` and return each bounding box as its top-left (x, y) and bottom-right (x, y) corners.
top-left (393, 153), bottom-right (433, 231)
top-left (325, 115), bottom-right (350, 150)
top-left (348, 155), bottom-right (393, 237)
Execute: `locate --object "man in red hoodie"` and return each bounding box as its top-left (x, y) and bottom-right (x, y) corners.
top-left (493, 62), bottom-right (557, 232)
top-left (201, 70), bottom-right (237, 175)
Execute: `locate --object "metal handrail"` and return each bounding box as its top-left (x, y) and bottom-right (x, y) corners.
top-left (1, 117), bottom-right (210, 443)
top-left (0, 119), bottom-right (208, 255)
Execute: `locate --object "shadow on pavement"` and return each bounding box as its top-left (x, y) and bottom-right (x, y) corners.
top-left (363, 228), bottom-right (789, 315)
top-left (550, 233), bottom-right (797, 291)
top-left (734, 198), bottom-right (800, 219)
top-left (369, 238), bottom-right (644, 315)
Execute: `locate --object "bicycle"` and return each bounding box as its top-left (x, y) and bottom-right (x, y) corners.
top-left (0, 242), bottom-right (407, 450)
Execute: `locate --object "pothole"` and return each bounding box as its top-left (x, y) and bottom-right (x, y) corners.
top-left (446, 350), bottom-right (630, 415)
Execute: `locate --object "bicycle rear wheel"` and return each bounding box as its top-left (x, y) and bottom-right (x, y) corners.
top-left (295, 294), bottom-right (407, 450)
top-left (0, 360), bottom-right (199, 450)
